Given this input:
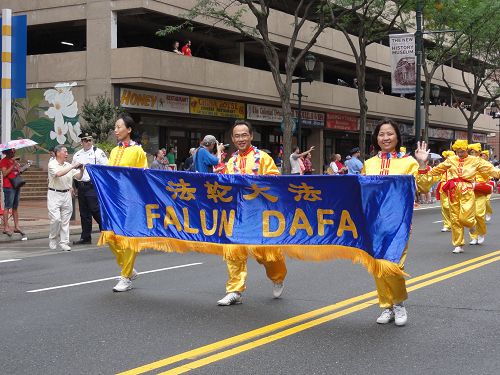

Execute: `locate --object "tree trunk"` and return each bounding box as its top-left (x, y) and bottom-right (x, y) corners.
top-left (280, 96), bottom-right (294, 174)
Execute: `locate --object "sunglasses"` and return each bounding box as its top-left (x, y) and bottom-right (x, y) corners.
top-left (82, 139), bottom-right (92, 142)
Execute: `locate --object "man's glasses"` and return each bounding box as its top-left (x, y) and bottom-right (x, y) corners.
top-left (82, 139), bottom-right (91, 143)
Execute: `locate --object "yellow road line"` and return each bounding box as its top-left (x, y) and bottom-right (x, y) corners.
top-left (118, 250), bottom-right (500, 375)
top-left (158, 255), bottom-right (500, 375)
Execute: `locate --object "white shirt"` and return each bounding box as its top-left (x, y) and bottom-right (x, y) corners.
top-left (48, 160), bottom-right (80, 190)
top-left (290, 153), bottom-right (301, 174)
top-left (72, 146), bottom-right (108, 181)
top-left (329, 162), bottom-right (339, 174)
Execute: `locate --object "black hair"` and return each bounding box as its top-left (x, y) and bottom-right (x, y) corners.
top-left (231, 120), bottom-right (253, 135)
top-left (117, 113), bottom-right (135, 130)
top-left (293, 146), bottom-right (300, 153)
top-left (371, 117), bottom-right (402, 152)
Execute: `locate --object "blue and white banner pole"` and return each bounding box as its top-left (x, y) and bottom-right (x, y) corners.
top-left (1, 8), bottom-right (12, 144)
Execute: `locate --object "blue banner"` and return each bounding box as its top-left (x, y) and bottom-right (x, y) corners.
top-left (0, 14), bottom-right (27, 99)
top-left (87, 166), bottom-right (416, 275)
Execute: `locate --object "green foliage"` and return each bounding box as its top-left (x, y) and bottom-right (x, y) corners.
top-left (80, 96), bottom-right (121, 143)
top-left (95, 141), bottom-right (116, 155)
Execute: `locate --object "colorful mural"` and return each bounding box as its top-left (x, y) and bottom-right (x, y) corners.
top-left (11, 82), bottom-right (81, 154)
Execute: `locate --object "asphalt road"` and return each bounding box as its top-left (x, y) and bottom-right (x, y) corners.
top-left (1, 200), bottom-right (499, 375)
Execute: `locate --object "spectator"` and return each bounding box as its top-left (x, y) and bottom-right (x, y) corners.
top-left (353, 78), bottom-right (358, 89)
top-left (181, 40), bottom-right (192, 56)
top-left (183, 147), bottom-right (196, 171)
top-left (378, 85), bottom-right (385, 95)
top-left (290, 145), bottom-right (314, 175)
top-left (334, 154), bottom-right (347, 174)
top-left (47, 145), bottom-right (83, 251)
top-left (172, 41), bottom-right (183, 55)
top-left (151, 150), bottom-right (167, 170)
top-left (345, 147), bottom-right (363, 174)
top-left (214, 145), bottom-right (228, 173)
top-left (302, 152), bottom-right (314, 174)
top-left (328, 154), bottom-right (339, 174)
top-left (166, 146), bottom-right (176, 165)
top-left (194, 135), bottom-right (224, 173)
top-left (1, 149), bottom-right (29, 238)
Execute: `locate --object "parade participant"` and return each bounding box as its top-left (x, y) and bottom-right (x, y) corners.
top-left (417, 140), bottom-right (500, 254)
top-left (362, 118), bottom-right (433, 326)
top-left (104, 113), bottom-right (148, 292)
top-left (217, 120), bottom-right (286, 306)
top-left (480, 150), bottom-right (494, 222)
top-left (47, 145), bottom-right (84, 251)
top-left (194, 135), bottom-right (224, 173)
top-left (437, 150), bottom-right (455, 232)
top-left (72, 133), bottom-right (108, 245)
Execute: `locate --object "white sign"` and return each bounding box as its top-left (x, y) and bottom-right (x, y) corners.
top-left (247, 104), bottom-right (324, 127)
top-left (389, 33), bottom-right (416, 94)
top-left (428, 127), bottom-right (454, 140)
top-left (120, 88), bottom-right (189, 113)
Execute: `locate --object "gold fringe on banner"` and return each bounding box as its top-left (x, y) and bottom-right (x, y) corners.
top-left (98, 231), bottom-right (408, 278)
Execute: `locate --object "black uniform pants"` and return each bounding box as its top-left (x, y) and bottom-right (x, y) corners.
top-left (77, 182), bottom-right (102, 240)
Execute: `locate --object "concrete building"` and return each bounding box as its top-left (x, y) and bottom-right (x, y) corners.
top-left (4, 0), bottom-right (499, 171)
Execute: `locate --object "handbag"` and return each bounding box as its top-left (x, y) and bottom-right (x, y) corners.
top-left (9, 175), bottom-right (26, 189)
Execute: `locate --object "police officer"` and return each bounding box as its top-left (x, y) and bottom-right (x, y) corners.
top-left (72, 133), bottom-right (108, 245)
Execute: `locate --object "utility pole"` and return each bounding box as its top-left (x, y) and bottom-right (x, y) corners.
top-left (414, 0), bottom-right (423, 142)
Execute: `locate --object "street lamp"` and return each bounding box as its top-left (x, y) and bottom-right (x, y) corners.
top-left (431, 84), bottom-right (440, 105)
top-left (293, 53), bottom-right (316, 150)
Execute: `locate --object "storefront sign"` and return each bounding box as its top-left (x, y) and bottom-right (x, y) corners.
top-left (120, 88), bottom-right (189, 113)
top-left (428, 127), bottom-right (454, 140)
top-left (455, 130), bottom-right (487, 143)
top-left (326, 112), bottom-right (359, 131)
top-left (190, 96), bottom-right (245, 119)
top-left (247, 104), bottom-right (324, 127)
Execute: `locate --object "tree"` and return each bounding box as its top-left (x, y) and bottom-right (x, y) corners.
top-left (157, 0), bottom-right (364, 173)
top-left (441, 0), bottom-right (500, 142)
top-left (80, 96), bottom-right (121, 143)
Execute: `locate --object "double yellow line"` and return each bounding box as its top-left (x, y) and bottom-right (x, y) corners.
top-left (119, 250), bottom-right (500, 375)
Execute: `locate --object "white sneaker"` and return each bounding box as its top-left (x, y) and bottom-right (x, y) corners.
top-left (477, 235), bottom-right (485, 244)
top-left (485, 214), bottom-right (491, 222)
top-left (441, 226), bottom-right (450, 232)
top-left (131, 268), bottom-right (139, 280)
top-left (376, 308), bottom-right (394, 324)
top-left (393, 304), bottom-right (408, 326)
top-left (217, 292), bottom-right (242, 306)
top-left (452, 246), bottom-right (464, 253)
top-left (273, 282), bottom-right (285, 298)
top-left (59, 244), bottom-right (71, 251)
top-left (469, 238), bottom-right (478, 245)
top-left (49, 239), bottom-right (57, 250)
top-left (113, 277), bottom-right (133, 292)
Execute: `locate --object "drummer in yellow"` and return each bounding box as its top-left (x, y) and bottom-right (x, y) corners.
top-left (217, 120), bottom-right (286, 306)
top-left (480, 150), bottom-right (494, 223)
top-left (437, 150), bottom-right (455, 232)
top-left (362, 118), bottom-right (433, 326)
top-left (417, 140), bottom-right (500, 254)
top-left (103, 114), bottom-right (148, 292)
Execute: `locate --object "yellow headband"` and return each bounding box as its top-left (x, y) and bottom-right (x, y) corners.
top-left (467, 143), bottom-right (481, 153)
top-left (480, 150), bottom-right (490, 158)
top-left (442, 150), bottom-right (455, 158)
top-left (400, 146), bottom-right (406, 153)
top-left (452, 139), bottom-right (468, 151)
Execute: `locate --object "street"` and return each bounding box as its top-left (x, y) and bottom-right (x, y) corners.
top-left (1, 200), bottom-right (499, 375)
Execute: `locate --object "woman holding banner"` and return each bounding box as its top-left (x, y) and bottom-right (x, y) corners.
top-left (362, 118), bottom-right (433, 326)
top-left (101, 113), bottom-right (148, 292)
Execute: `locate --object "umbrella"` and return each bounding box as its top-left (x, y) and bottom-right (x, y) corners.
top-left (429, 152), bottom-right (442, 160)
top-left (0, 139), bottom-right (38, 152)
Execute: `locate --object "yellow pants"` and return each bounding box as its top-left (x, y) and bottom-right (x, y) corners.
top-left (470, 193), bottom-right (487, 240)
top-left (449, 188), bottom-right (476, 246)
top-left (486, 194), bottom-right (492, 215)
top-left (109, 243), bottom-right (137, 278)
top-left (440, 191), bottom-right (451, 229)
top-left (225, 249), bottom-right (287, 293)
top-left (374, 245), bottom-right (408, 308)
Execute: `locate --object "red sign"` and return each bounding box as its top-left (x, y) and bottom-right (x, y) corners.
top-left (326, 112), bottom-right (359, 131)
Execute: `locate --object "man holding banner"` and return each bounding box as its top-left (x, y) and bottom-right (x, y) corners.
top-left (217, 120), bottom-right (287, 306)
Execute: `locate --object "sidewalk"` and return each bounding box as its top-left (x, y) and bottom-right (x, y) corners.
top-left (0, 198), bottom-right (97, 243)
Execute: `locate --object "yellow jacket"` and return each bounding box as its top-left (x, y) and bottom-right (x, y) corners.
top-left (108, 142), bottom-right (148, 168)
top-left (225, 147), bottom-right (280, 176)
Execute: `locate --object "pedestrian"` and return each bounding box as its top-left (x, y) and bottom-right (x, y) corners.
top-left (172, 41), bottom-right (183, 55)
top-left (183, 147), bottom-right (196, 171)
top-left (72, 133), bottom-right (108, 245)
top-left (194, 135), bottom-right (224, 173)
top-left (166, 146), bottom-right (176, 165)
top-left (345, 147), bottom-right (363, 174)
top-left (150, 150), bottom-right (167, 170)
top-left (217, 120), bottom-right (286, 306)
top-left (334, 154), bottom-right (347, 174)
top-left (302, 152), bottom-right (314, 174)
top-left (289, 145), bottom-right (314, 175)
top-left (106, 113), bottom-right (148, 292)
top-left (181, 40), bottom-right (192, 56)
top-left (1, 149), bottom-right (29, 238)
top-left (417, 139), bottom-right (500, 253)
top-left (213, 144), bottom-right (228, 173)
top-left (47, 145), bottom-right (84, 251)
top-left (363, 118), bottom-right (434, 326)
